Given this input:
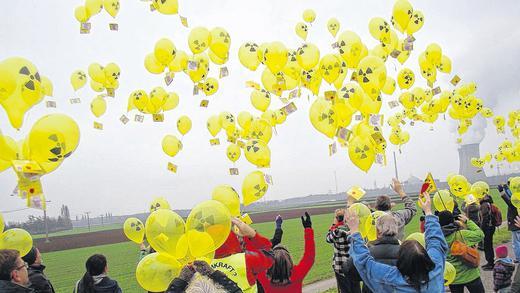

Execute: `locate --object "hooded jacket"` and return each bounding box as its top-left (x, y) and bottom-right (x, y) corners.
top-left (0, 280), bottom-right (34, 293)
top-left (499, 186), bottom-right (520, 231)
top-left (74, 275), bottom-right (122, 293)
top-left (27, 264), bottom-right (55, 293)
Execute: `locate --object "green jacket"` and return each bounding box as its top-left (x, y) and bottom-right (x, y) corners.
top-left (443, 220), bottom-right (484, 285)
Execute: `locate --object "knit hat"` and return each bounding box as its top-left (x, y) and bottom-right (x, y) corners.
top-left (22, 246), bottom-right (37, 266)
top-left (438, 211), bottom-right (454, 227)
top-left (495, 245), bottom-right (508, 259)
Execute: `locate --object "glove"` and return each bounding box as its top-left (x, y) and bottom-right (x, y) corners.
top-left (193, 260), bottom-right (214, 276)
top-left (301, 212), bottom-right (312, 228)
top-left (275, 215), bottom-right (283, 229)
top-left (498, 184), bottom-right (504, 193)
top-left (178, 265), bottom-right (195, 282)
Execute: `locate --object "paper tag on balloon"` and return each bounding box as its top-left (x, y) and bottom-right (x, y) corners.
top-left (354, 114), bottom-right (363, 121)
top-left (153, 113), bottom-right (164, 122)
top-left (331, 42), bottom-right (339, 49)
top-left (210, 138), bottom-right (220, 146)
top-left (410, 121), bottom-right (415, 126)
top-left (276, 75), bottom-right (286, 86)
top-left (390, 50), bottom-right (401, 58)
top-left (219, 67), bottom-right (229, 79)
top-left (240, 213), bottom-right (253, 225)
top-left (227, 136), bottom-right (237, 143)
top-left (371, 132), bottom-right (385, 146)
top-left (289, 88), bottom-right (300, 99)
top-left (369, 114), bottom-right (383, 127)
top-left (179, 15), bottom-right (189, 27)
top-left (106, 88), bottom-right (115, 97)
top-left (229, 168), bottom-right (239, 175)
top-left (405, 35), bottom-right (416, 43)
top-left (46, 101), bottom-right (56, 108)
top-left (325, 91), bottom-right (337, 101)
top-left (403, 42), bottom-right (413, 51)
top-left (388, 100), bottom-right (399, 108)
top-left (164, 72), bottom-right (174, 86)
top-left (246, 81), bottom-right (261, 90)
top-left (264, 174), bottom-right (274, 185)
top-left (12, 160), bottom-right (43, 175)
top-left (193, 84), bottom-right (200, 95)
top-left (337, 127), bottom-right (352, 141)
top-left (80, 23), bottom-right (91, 34)
top-left (433, 87), bottom-right (441, 95)
top-left (69, 98), bottom-right (81, 104)
top-left (149, 4), bottom-right (156, 11)
top-left (119, 115), bottom-right (129, 124)
top-left (450, 75), bottom-right (461, 86)
top-left (279, 97), bottom-right (289, 104)
top-left (284, 102), bottom-right (297, 115)
top-left (329, 142), bottom-right (337, 156)
top-left (109, 23), bottom-right (118, 31)
top-left (93, 122), bottom-right (103, 130)
top-left (27, 193), bottom-right (46, 210)
top-left (167, 162), bottom-right (178, 173)
top-left (200, 100), bottom-right (209, 108)
top-left (188, 60), bottom-right (198, 71)
top-left (134, 114), bottom-right (144, 123)
top-left (375, 153), bottom-right (385, 165)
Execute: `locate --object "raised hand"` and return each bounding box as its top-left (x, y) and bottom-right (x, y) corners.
top-left (301, 212), bottom-right (312, 228)
top-left (391, 178), bottom-right (406, 197)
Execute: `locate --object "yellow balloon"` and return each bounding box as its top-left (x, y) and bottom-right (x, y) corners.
top-left (348, 203), bottom-right (371, 237)
top-left (364, 211), bottom-right (387, 241)
top-left (90, 79), bottom-right (105, 93)
top-left (334, 98), bottom-right (355, 128)
top-left (368, 17), bottom-right (391, 43)
top-left (212, 185), bottom-right (241, 217)
top-left (309, 98), bottom-right (338, 138)
top-left (150, 197), bottom-right (171, 212)
top-left (359, 93), bottom-right (382, 116)
top-left (154, 38), bottom-right (176, 66)
top-left (397, 68), bottom-right (415, 90)
top-left (297, 43), bottom-right (320, 71)
top-left (27, 114), bottom-right (80, 173)
top-left (207, 115), bottom-right (221, 137)
top-left (136, 253), bottom-right (181, 292)
top-left (249, 118), bottom-right (272, 144)
top-left (250, 89), bottom-right (271, 112)
top-left (433, 190), bottom-right (454, 212)
top-left (145, 209), bottom-right (185, 257)
top-left (209, 27), bottom-right (231, 60)
top-left (396, 39), bottom-right (411, 64)
top-left (162, 92), bottom-right (179, 111)
top-left (263, 42), bottom-right (288, 74)
top-left (295, 22), bottom-right (308, 40)
top-left (74, 6), bottom-right (90, 23)
top-left (412, 87), bottom-right (426, 107)
top-left (168, 50), bottom-right (189, 73)
top-left (202, 78), bottom-right (219, 96)
top-left (448, 175), bottom-right (470, 198)
top-left (70, 70), bottom-right (87, 91)
top-left (406, 232), bottom-right (425, 248)
top-left (369, 44), bottom-right (388, 62)
top-left (319, 54), bottom-right (341, 84)
top-left (438, 55), bottom-right (452, 73)
top-left (0, 213), bottom-right (3, 233)
top-left (333, 59), bottom-right (348, 90)
top-left (162, 135), bottom-right (182, 157)
top-left (103, 63), bottom-right (120, 87)
top-left (41, 76), bottom-right (53, 97)
top-left (470, 181), bottom-right (490, 199)
top-left (238, 42), bottom-right (261, 71)
top-left (302, 9), bottom-right (316, 23)
top-left (187, 53), bottom-right (209, 83)
top-left (103, 0), bottom-right (120, 18)
top-left (339, 82), bottom-right (364, 110)
top-left (425, 43), bottom-right (442, 66)
top-left (348, 135), bottom-right (375, 172)
top-left (177, 116), bottom-right (192, 135)
top-left (237, 111), bottom-right (253, 130)
top-left (337, 31), bottom-right (364, 69)
top-left (0, 229), bottom-right (33, 257)
top-left (153, 0), bottom-right (178, 15)
top-left (407, 10), bottom-right (424, 35)
top-left (444, 262), bottom-right (457, 286)
top-left (88, 63), bottom-right (106, 84)
top-left (327, 18), bottom-right (340, 37)
top-left (90, 96), bottom-right (106, 118)
top-left (261, 110), bottom-right (277, 127)
top-left (243, 170), bottom-right (268, 206)
top-left (185, 200), bottom-right (231, 257)
top-left (381, 76), bottom-right (396, 95)
top-left (124, 218), bottom-right (145, 244)
top-left (219, 112), bottom-right (236, 132)
top-left (356, 56), bottom-right (386, 98)
top-left (244, 139), bottom-right (271, 168)
top-left (188, 27), bottom-right (211, 54)
top-left (0, 61), bottom-right (17, 101)
top-left (85, 0), bottom-right (103, 15)
top-left (392, 0), bottom-right (412, 32)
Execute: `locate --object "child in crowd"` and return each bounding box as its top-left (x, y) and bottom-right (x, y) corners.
top-left (493, 245), bottom-right (515, 293)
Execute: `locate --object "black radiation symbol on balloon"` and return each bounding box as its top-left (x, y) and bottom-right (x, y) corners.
top-left (151, 202), bottom-right (161, 211)
top-left (78, 72), bottom-right (86, 80)
top-left (254, 184), bottom-right (267, 197)
top-left (247, 141), bottom-right (260, 153)
top-left (193, 211), bottom-right (215, 232)
top-left (319, 110), bottom-right (335, 125)
top-left (355, 145), bottom-right (370, 159)
top-left (19, 66), bottom-right (40, 91)
top-left (358, 68), bottom-right (373, 83)
top-left (341, 87), bottom-right (355, 99)
top-left (220, 32), bottom-right (230, 43)
top-left (131, 222), bottom-right (142, 232)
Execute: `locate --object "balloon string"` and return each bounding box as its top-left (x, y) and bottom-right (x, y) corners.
top-left (438, 192), bottom-right (448, 211)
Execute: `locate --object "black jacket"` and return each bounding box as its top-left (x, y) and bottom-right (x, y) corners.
top-left (166, 271), bottom-right (242, 293)
top-left (27, 264), bottom-right (54, 293)
top-left (500, 191), bottom-right (520, 231)
top-left (480, 195), bottom-right (494, 228)
top-left (74, 277), bottom-right (122, 293)
top-left (0, 280), bottom-right (34, 293)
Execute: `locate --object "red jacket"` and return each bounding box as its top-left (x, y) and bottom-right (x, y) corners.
top-left (215, 231), bottom-right (274, 285)
top-left (257, 228), bottom-right (315, 293)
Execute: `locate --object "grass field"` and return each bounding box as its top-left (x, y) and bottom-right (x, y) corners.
top-left (41, 189), bottom-right (512, 293)
top-left (33, 223), bottom-right (123, 239)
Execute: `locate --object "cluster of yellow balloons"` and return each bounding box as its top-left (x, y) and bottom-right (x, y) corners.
top-left (150, 0), bottom-right (178, 15)
top-left (133, 197), bottom-right (232, 292)
top-left (0, 114), bottom-right (80, 175)
top-left (390, 0), bottom-right (424, 36)
top-left (74, 0), bottom-right (120, 24)
top-left (144, 38), bottom-right (179, 75)
top-left (0, 221), bottom-right (33, 257)
top-left (87, 62), bottom-right (121, 93)
top-left (445, 174), bottom-right (490, 205)
top-left (127, 87), bottom-right (179, 115)
top-left (0, 57), bottom-right (53, 129)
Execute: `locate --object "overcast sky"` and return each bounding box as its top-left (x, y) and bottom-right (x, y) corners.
top-left (1, 0), bottom-right (519, 222)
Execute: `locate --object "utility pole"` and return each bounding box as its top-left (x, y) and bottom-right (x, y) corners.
top-left (393, 151), bottom-right (399, 181)
top-left (85, 212), bottom-right (91, 232)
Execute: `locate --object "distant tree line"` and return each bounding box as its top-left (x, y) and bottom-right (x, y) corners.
top-left (6, 205), bottom-right (73, 235)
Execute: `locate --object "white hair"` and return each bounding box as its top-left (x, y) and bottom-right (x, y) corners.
top-left (376, 214), bottom-right (398, 237)
top-left (185, 274), bottom-right (228, 293)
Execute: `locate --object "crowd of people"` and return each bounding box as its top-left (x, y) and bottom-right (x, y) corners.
top-left (0, 180), bottom-right (519, 292)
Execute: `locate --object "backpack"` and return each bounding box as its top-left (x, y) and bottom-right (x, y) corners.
top-left (490, 204), bottom-right (503, 227)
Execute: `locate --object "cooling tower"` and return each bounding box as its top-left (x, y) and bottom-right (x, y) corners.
top-left (458, 143), bottom-right (487, 181)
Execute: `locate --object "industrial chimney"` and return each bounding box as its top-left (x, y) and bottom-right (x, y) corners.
top-left (458, 143), bottom-right (487, 182)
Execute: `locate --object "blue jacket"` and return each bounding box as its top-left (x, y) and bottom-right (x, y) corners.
top-left (350, 215), bottom-right (448, 293)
